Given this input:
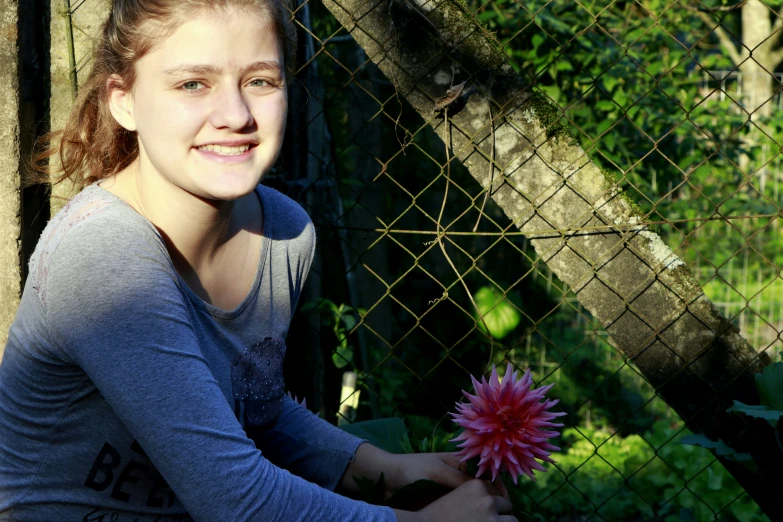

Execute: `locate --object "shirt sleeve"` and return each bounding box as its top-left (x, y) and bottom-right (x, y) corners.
top-left (43, 218), bottom-right (396, 522)
top-left (250, 397), bottom-right (370, 490)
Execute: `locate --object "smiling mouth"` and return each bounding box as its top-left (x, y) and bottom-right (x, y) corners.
top-left (195, 144), bottom-right (255, 156)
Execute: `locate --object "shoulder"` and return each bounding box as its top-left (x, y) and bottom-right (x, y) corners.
top-left (30, 185), bottom-right (172, 306)
top-left (257, 184), bottom-right (315, 246)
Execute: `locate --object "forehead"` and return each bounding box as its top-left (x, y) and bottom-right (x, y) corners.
top-left (138, 8), bottom-right (282, 73)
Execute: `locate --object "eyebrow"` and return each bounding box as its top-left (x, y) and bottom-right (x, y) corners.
top-left (163, 61), bottom-right (282, 77)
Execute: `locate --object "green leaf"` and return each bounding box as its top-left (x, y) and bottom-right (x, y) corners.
top-left (384, 480), bottom-right (452, 510)
top-left (540, 84), bottom-right (561, 104)
top-left (706, 467), bottom-right (722, 491)
top-left (300, 298), bottom-right (337, 315)
top-left (473, 286), bottom-right (521, 340)
top-left (603, 132), bottom-right (617, 152)
top-left (602, 75), bottom-right (618, 93)
top-left (613, 88), bottom-right (628, 108)
top-left (678, 434), bottom-right (753, 461)
top-left (595, 119), bottom-right (612, 136)
top-left (595, 100), bottom-right (617, 112)
top-left (340, 418), bottom-right (411, 454)
top-left (399, 432), bottom-right (414, 454)
top-left (341, 314), bottom-right (357, 331)
top-left (556, 61), bottom-right (573, 72)
top-left (353, 472), bottom-right (386, 505)
top-left (332, 344), bottom-right (353, 369)
top-left (755, 361), bottom-right (783, 410)
top-left (727, 401), bottom-right (783, 422)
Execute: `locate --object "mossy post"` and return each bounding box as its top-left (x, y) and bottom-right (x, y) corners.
top-left (0, 0), bottom-right (20, 351)
top-left (320, 0), bottom-right (782, 514)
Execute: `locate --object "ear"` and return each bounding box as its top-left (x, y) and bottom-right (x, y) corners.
top-left (107, 74), bottom-right (137, 131)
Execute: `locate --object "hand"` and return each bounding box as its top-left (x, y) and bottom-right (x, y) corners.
top-left (386, 452), bottom-right (510, 501)
top-left (393, 479), bottom-right (518, 522)
top-left (384, 452), bottom-right (471, 496)
top-left (341, 444), bottom-right (474, 498)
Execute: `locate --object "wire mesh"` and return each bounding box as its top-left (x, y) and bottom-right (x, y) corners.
top-left (57, 0), bottom-right (783, 520)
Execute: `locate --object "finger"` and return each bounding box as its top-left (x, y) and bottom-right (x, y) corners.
top-left (436, 452), bottom-right (471, 475)
top-left (432, 462), bottom-right (474, 489)
top-left (493, 495), bottom-right (513, 515)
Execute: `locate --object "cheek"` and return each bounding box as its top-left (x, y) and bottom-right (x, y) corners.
top-left (255, 96), bottom-right (288, 134)
top-left (137, 93), bottom-right (208, 142)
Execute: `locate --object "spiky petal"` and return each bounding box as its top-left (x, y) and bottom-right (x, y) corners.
top-left (450, 363), bottom-right (565, 484)
top-left (286, 391), bottom-right (307, 410)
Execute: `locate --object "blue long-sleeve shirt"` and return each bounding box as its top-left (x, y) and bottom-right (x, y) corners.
top-left (0, 183), bottom-right (396, 522)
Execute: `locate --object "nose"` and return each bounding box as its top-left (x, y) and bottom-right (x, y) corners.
top-left (209, 86), bottom-right (254, 130)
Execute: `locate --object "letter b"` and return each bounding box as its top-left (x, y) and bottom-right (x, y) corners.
top-left (84, 443), bottom-right (121, 491)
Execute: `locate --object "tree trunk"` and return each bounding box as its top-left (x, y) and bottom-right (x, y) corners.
top-left (741, 0), bottom-right (774, 118)
top-left (737, 0), bottom-right (775, 177)
top-left (320, 0), bottom-right (781, 515)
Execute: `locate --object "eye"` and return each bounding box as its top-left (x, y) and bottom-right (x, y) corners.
top-left (248, 78), bottom-right (270, 88)
top-left (180, 80), bottom-right (205, 91)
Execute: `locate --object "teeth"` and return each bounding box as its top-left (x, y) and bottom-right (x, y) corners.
top-left (197, 144), bottom-right (251, 155)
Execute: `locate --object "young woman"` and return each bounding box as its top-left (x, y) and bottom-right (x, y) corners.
top-left (0, 1), bottom-right (518, 520)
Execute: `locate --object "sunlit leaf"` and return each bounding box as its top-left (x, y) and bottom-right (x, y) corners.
top-left (473, 286), bottom-right (521, 340)
top-left (755, 362), bottom-right (783, 410)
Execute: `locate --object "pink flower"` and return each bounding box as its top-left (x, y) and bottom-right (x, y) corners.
top-left (450, 362), bottom-right (565, 484)
top-left (286, 391), bottom-right (307, 409)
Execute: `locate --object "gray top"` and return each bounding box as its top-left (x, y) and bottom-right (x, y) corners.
top-left (0, 184), bottom-right (395, 522)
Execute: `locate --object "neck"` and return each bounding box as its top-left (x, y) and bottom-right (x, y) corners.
top-left (107, 158), bottom-right (245, 271)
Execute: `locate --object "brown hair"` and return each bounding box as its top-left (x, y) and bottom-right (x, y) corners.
top-left (32, 0), bottom-right (296, 191)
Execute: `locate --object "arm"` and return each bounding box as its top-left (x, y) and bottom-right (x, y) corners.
top-left (45, 221), bottom-right (396, 522)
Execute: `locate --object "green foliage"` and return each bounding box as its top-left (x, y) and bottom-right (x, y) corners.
top-left (470, 0), bottom-right (783, 291)
top-left (678, 434), bottom-right (754, 465)
top-left (473, 286), bottom-right (522, 340)
top-left (679, 362), bottom-right (783, 504)
top-left (352, 472), bottom-right (387, 505)
top-left (727, 402), bottom-right (783, 424)
top-left (301, 298), bottom-right (363, 369)
top-left (506, 422), bottom-right (766, 521)
top-left (340, 417), bottom-right (412, 454)
top-left (755, 362), bottom-right (783, 411)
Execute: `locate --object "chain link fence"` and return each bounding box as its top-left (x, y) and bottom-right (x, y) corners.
top-left (54, 0), bottom-right (783, 520)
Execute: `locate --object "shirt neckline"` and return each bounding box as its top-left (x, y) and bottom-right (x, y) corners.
top-left (90, 183), bottom-right (270, 320)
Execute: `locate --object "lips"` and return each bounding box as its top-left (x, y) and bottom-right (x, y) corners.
top-left (196, 143), bottom-right (251, 156)
top-left (193, 141), bottom-right (257, 163)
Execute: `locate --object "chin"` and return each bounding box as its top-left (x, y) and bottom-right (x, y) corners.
top-left (203, 185), bottom-right (259, 202)
top-left (199, 172), bottom-right (265, 201)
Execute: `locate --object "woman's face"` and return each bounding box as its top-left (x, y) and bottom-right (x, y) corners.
top-left (120, 7), bottom-right (287, 201)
